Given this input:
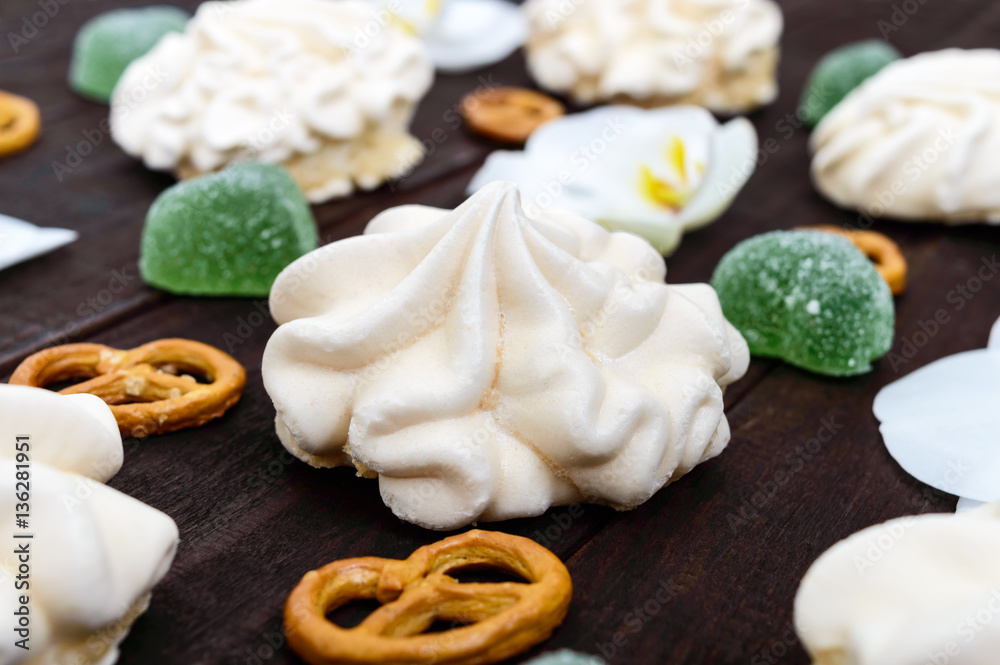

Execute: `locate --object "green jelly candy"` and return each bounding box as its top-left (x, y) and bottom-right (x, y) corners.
top-left (141, 163), bottom-right (318, 297)
top-left (525, 651), bottom-right (606, 665)
top-left (711, 230), bottom-right (894, 377)
top-left (800, 40), bottom-right (902, 128)
top-left (69, 5), bottom-right (189, 102)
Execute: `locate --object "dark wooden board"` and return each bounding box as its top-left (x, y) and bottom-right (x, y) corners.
top-left (1, 0), bottom-right (998, 663)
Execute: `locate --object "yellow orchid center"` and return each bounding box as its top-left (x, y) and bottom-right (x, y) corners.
top-left (638, 136), bottom-right (704, 212)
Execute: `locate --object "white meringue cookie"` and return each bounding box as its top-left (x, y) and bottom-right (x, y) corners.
top-left (111, 0), bottom-right (434, 203)
top-left (0, 385), bottom-right (178, 665)
top-left (522, 0), bottom-right (783, 113)
top-left (0, 385), bottom-right (122, 482)
top-left (811, 49), bottom-right (1000, 224)
top-left (794, 502), bottom-right (1000, 665)
top-left (263, 181), bottom-right (748, 530)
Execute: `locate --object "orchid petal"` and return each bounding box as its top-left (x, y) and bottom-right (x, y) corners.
top-left (468, 105), bottom-right (755, 254)
top-left (675, 116), bottom-right (758, 232)
top-left (426, 0), bottom-right (527, 73)
top-left (957, 497), bottom-right (987, 513)
top-left (873, 319), bottom-right (1000, 503)
top-left (0, 213), bottom-right (78, 272)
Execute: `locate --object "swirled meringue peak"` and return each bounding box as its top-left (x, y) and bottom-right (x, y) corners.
top-left (110, 0), bottom-right (434, 203)
top-left (262, 181), bottom-right (749, 530)
top-left (522, 0), bottom-right (783, 113)
top-left (811, 49), bottom-right (1000, 224)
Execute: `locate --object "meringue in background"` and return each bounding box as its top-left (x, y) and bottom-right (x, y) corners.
top-left (811, 49), bottom-right (1000, 224)
top-left (263, 181), bottom-right (748, 530)
top-left (522, 0), bottom-right (783, 113)
top-left (795, 502), bottom-right (1000, 665)
top-left (111, 0), bottom-right (434, 203)
top-left (468, 106), bottom-right (758, 254)
top-left (0, 385), bottom-right (179, 665)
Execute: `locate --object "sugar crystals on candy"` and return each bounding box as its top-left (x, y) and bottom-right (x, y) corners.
top-left (140, 163), bottom-right (318, 297)
top-left (711, 230), bottom-right (894, 377)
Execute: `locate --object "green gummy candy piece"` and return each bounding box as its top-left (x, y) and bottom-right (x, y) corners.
top-left (525, 651), bottom-right (606, 665)
top-left (69, 5), bottom-right (189, 102)
top-left (800, 40), bottom-right (902, 128)
top-left (141, 163), bottom-right (318, 297)
top-left (711, 230), bottom-right (894, 377)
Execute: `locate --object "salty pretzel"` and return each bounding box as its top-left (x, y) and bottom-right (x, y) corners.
top-left (9, 339), bottom-right (245, 438)
top-left (285, 529), bottom-right (573, 665)
top-left (462, 87), bottom-right (564, 144)
top-left (0, 91), bottom-right (41, 157)
top-left (801, 225), bottom-right (907, 295)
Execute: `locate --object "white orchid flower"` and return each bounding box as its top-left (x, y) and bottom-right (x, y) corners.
top-left (874, 315), bottom-right (1000, 512)
top-left (0, 212), bottom-right (77, 271)
top-left (372, 0), bottom-right (526, 73)
top-left (467, 105), bottom-right (758, 254)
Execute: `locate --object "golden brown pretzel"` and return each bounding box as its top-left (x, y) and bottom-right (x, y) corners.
top-left (0, 91), bottom-right (41, 157)
top-left (800, 225), bottom-right (907, 295)
top-left (461, 87), bottom-right (565, 144)
top-left (285, 530), bottom-right (573, 665)
top-left (9, 339), bottom-right (246, 438)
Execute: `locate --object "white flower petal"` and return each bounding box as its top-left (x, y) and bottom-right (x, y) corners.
top-left (426, 0), bottom-right (526, 73)
top-left (675, 116), bottom-right (758, 231)
top-left (468, 105), bottom-right (755, 254)
top-left (957, 496), bottom-right (987, 513)
top-left (873, 319), bottom-right (1000, 503)
top-left (0, 213), bottom-right (78, 272)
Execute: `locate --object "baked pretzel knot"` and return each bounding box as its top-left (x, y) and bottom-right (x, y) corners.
top-left (285, 530), bottom-right (573, 665)
top-left (9, 339), bottom-right (245, 437)
top-left (800, 225), bottom-right (907, 295)
top-left (0, 90), bottom-right (42, 157)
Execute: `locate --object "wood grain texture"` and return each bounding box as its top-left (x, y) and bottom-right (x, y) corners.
top-left (1, 0), bottom-right (998, 664)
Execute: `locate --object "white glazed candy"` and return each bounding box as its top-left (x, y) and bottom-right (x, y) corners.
top-left (263, 181), bottom-right (749, 530)
top-left (111, 0), bottom-right (434, 203)
top-left (794, 502), bottom-right (1000, 665)
top-left (0, 385), bottom-right (179, 665)
top-left (522, 0), bottom-right (783, 113)
top-left (811, 49), bottom-right (1000, 224)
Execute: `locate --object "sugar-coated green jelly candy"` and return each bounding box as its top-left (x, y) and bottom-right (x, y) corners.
top-left (711, 230), bottom-right (894, 377)
top-left (69, 5), bottom-right (190, 102)
top-left (141, 163), bottom-right (318, 297)
top-left (524, 651), bottom-right (606, 665)
top-left (800, 40), bottom-right (902, 128)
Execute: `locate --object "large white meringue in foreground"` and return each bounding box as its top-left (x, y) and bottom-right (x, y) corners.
top-left (0, 385), bottom-right (179, 665)
top-left (811, 49), bottom-right (1000, 224)
top-left (522, 0), bottom-right (783, 113)
top-left (794, 502), bottom-right (1000, 665)
top-left (262, 181), bottom-right (749, 530)
top-left (111, 0), bottom-right (434, 203)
